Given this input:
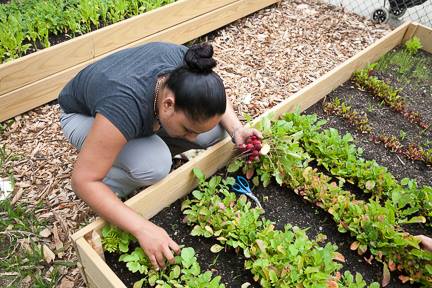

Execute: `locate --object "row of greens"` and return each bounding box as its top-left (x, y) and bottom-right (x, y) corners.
top-left (285, 111), bottom-right (432, 222)
top-left (182, 169), bottom-right (378, 288)
top-left (323, 97), bottom-right (432, 166)
top-left (0, 0), bottom-right (174, 63)
top-left (228, 112), bottom-right (432, 286)
top-left (351, 37), bottom-right (429, 130)
top-left (102, 224), bottom-right (225, 288)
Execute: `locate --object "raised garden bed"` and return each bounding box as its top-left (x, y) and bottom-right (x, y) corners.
top-left (0, 0), bottom-right (279, 122)
top-left (71, 22), bottom-right (432, 288)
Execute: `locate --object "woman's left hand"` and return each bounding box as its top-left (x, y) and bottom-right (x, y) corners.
top-left (232, 126), bottom-right (262, 146)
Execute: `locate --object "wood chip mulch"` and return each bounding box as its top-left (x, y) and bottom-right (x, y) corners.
top-left (0, 0), bottom-right (390, 287)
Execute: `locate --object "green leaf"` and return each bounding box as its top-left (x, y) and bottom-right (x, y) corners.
top-left (402, 216), bottom-right (426, 224)
top-left (133, 279), bottom-right (145, 288)
top-left (210, 244), bottom-right (224, 253)
top-left (170, 265), bottom-right (181, 279)
top-left (192, 190), bottom-right (203, 200)
top-left (193, 168), bottom-right (205, 182)
top-left (227, 159), bottom-right (243, 173)
top-left (269, 269), bottom-right (278, 283)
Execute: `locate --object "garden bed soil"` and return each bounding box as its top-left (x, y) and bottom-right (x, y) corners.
top-left (306, 47), bottom-right (432, 187)
top-left (105, 178), bottom-right (418, 287)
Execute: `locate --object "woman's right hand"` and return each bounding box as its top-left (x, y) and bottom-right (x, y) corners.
top-left (416, 235), bottom-right (432, 252)
top-left (133, 220), bottom-right (181, 270)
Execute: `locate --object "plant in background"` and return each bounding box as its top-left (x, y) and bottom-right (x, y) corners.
top-left (0, 0), bottom-right (175, 62)
top-left (404, 36), bottom-right (422, 55)
top-left (323, 97), bottom-right (372, 133)
top-left (399, 130), bottom-right (407, 141)
top-left (353, 65), bottom-right (430, 129)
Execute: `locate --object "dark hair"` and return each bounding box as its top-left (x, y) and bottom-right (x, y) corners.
top-left (165, 43), bottom-right (226, 122)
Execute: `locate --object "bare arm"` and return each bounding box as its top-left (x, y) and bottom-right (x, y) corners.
top-left (71, 114), bottom-right (179, 269)
top-left (220, 99), bottom-right (262, 145)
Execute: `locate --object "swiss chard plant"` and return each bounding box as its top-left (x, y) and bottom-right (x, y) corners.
top-left (352, 64), bottom-right (429, 130)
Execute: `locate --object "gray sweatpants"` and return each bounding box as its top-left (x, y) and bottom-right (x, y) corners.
top-left (60, 112), bottom-right (226, 198)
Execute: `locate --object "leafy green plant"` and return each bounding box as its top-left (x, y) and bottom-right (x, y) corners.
top-left (101, 221), bottom-right (224, 287)
top-left (352, 65), bottom-right (429, 129)
top-left (228, 113), bottom-right (432, 285)
top-left (184, 169), bottom-right (379, 287)
top-left (119, 246), bottom-right (224, 288)
top-left (323, 97), bottom-right (372, 133)
top-left (404, 36), bottom-right (423, 55)
top-left (101, 224), bottom-right (135, 253)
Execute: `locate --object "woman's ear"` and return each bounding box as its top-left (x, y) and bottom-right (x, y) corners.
top-left (162, 93), bottom-right (175, 114)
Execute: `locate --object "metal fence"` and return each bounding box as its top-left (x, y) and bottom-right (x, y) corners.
top-left (322, 0), bottom-right (432, 27)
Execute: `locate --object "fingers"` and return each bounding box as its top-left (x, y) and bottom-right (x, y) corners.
top-left (155, 251), bottom-right (166, 269)
top-left (252, 128), bottom-right (263, 138)
top-left (149, 254), bottom-right (159, 271)
top-left (163, 246), bottom-right (176, 265)
top-left (169, 240), bottom-right (181, 255)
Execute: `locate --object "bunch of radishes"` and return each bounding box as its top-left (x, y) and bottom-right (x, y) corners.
top-left (238, 135), bottom-right (269, 164)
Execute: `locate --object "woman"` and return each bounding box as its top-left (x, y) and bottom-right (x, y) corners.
top-left (59, 42), bottom-right (261, 270)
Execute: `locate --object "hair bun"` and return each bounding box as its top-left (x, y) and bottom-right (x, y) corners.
top-left (184, 43), bottom-right (217, 73)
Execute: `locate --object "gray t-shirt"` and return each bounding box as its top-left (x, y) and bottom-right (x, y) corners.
top-left (58, 42), bottom-right (187, 141)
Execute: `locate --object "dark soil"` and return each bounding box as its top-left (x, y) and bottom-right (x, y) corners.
top-left (105, 178), bottom-right (419, 287)
top-left (306, 60), bottom-right (432, 187)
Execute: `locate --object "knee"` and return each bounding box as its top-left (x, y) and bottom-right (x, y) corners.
top-left (129, 152), bottom-right (172, 185)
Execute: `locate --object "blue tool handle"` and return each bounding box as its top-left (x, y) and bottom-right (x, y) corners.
top-left (232, 182), bottom-right (245, 193)
top-left (236, 176), bottom-right (249, 188)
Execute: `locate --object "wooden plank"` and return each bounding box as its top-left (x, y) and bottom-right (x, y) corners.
top-left (0, 0), bottom-right (280, 122)
top-left (402, 22), bottom-right (419, 43)
top-left (413, 24), bottom-right (432, 54)
top-left (92, 0), bottom-right (238, 57)
top-left (0, 0), bottom-right (236, 97)
top-left (75, 238), bottom-right (125, 288)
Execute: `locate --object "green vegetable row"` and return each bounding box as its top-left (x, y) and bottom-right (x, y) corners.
top-left (283, 112), bottom-right (432, 223)
top-left (101, 225), bottom-right (224, 288)
top-left (182, 169), bottom-right (379, 288)
top-left (228, 112), bottom-right (432, 285)
top-left (0, 0), bottom-right (174, 63)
